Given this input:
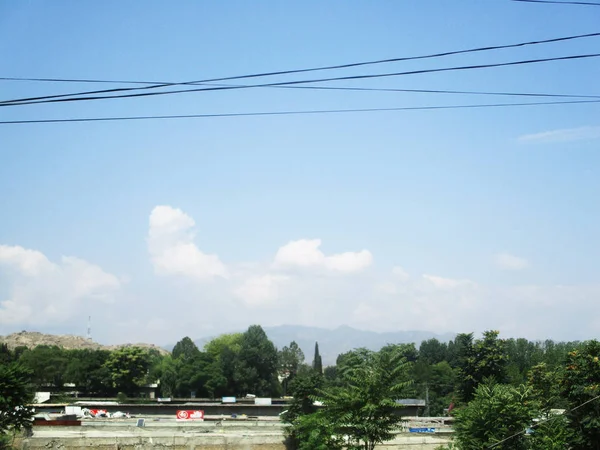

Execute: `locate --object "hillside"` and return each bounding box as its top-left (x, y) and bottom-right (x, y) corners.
top-left (0, 331), bottom-right (170, 355)
top-left (193, 325), bottom-right (456, 366)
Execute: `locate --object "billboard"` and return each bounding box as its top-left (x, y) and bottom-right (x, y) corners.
top-left (176, 410), bottom-right (205, 421)
top-left (409, 427), bottom-right (435, 433)
top-left (254, 398), bottom-right (272, 406)
top-left (222, 396), bottom-right (236, 403)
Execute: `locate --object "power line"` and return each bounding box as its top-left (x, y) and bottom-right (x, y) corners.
top-left (511, 0), bottom-right (600, 6)
top-left (3, 53), bottom-right (600, 107)
top-left (487, 392), bottom-right (600, 449)
top-left (2, 79), bottom-right (600, 104)
top-left (1, 99), bottom-right (598, 125)
top-left (1, 31), bottom-right (599, 105)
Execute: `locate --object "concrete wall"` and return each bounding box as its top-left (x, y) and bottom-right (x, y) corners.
top-left (17, 429), bottom-right (451, 450)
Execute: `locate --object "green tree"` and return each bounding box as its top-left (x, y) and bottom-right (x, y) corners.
top-left (505, 338), bottom-right (544, 385)
top-left (456, 331), bottom-right (508, 403)
top-left (155, 355), bottom-right (178, 398)
top-left (0, 344), bottom-right (14, 364)
top-left (103, 347), bottom-right (150, 396)
top-left (283, 371), bottom-right (324, 424)
top-left (287, 412), bottom-right (344, 450)
top-left (235, 325), bottom-right (279, 397)
top-left (172, 337), bottom-right (201, 361)
top-left (453, 381), bottom-right (537, 450)
top-left (315, 348), bottom-right (412, 450)
top-left (203, 333), bottom-right (243, 358)
top-left (561, 340), bottom-right (600, 450)
top-left (279, 341), bottom-right (305, 396)
top-left (527, 362), bottom-right (565, 413)
top-left (18, 345), bottom-right (69, 389)
top-left (64, 349), bottom-right (111, 395)
top-left (312, 342), bottom-right (323, 375)
top-left (0, 363), bottom-right (34, 440)
top-left (419, 338), bottom-right (448, 365)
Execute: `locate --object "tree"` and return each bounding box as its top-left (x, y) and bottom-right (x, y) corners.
top-left (418, 338), bottom-right (448, 365)
top-left (527, 362), bottom-right (565, 413)
top-left (456, 331), bottom-right (508, 403)
top-left (64, 349), bottom-right (111, 395)
top-left (0, 363), bottom-right (34, 440)
top-left (204, 333), bottom-right (243, 358)
top-left (235, 325), bottom-right (279, 397)
top-left (283, 371), bottom-right (324, 425)
top-left (315, 348), bottom-right (412, 450)
top-left (279, 341), bottom-right (305, 396)
top-left (172, 337), bottom-right (201, 361)
top-left (312, 342), bottom-right (323, 375)
top-left (561, 340), bottom-right (600, 450)
top-left (155, 355), bottom-right (178, 398)
top-left (287, 412), bottom-right (344, 450)
top-left (103, 347), bottom-right (150, 396)
top-left (453, 380), bottom-right (537, 450)
top-left (18, 345), bottom-right (69, 389)
top-left (505, 338), bottom-right (544, 385)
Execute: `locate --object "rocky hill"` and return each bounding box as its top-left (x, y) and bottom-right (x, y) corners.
top-left (0, 331), bottom-right (169, 355)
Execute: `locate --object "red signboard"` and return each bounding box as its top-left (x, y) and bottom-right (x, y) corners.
top-left (176, 410), bottom-right (204, 421)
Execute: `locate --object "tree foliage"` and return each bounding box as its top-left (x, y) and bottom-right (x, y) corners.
top-left (279, 341), bottom-right (305, 396)
top-left (0, 362), bottom-right (34, 437)
top-left (456, 331), bottom-right (507, 403)
top-left (453, 381), bottom-right (537, 450)
top-left (103, 347), bottom-right (150, 395)
top-left (561, 340), bottom-right (600, 450)
top-left (235, 325), bottom-right (279, 397)
top-left (316, 348), bottom-right (412, 450)
top-left (312, 342), bottom-right (323, 375)
top-left (172, 336), bottom-right (201, 361)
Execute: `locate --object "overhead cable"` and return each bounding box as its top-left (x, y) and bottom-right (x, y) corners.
top-left (1, 31), bottom-right (600, 105)
top-left (2, 53), bottom-right (600, 107)
top-left (511, 0), bottom-right (600, 6)
top-left (2, 79), bottom-right (600, 103)
top-left (1, 99), bottom-right (598, 125)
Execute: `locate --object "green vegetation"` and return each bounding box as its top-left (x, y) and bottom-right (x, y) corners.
top-left (5, 328), bottom-right (600, 449)
top-left (0, 355), bottom-right (34, 447)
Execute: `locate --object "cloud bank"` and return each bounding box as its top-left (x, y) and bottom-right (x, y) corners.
top-left (1, 205), bottom-right (599, 345)
top-left (0, 245), bottom-right (120, 326)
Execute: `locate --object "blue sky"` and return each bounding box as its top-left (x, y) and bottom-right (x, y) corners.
top-left (0, 1), bottom-right (599, 345)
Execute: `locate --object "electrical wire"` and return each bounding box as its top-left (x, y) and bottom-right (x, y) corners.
top-left (3, 53), bottom-right (600, 107)
top-left (487, 392), bottom-right (600, 449)
top-left (2, 79), bottom-right (600, 104)
top-left (511, 0), bottom-right (600, 6)
top-left (1, 31), bottom-right (600, 105)
top-left (1, 99), bottom-right (598, 125)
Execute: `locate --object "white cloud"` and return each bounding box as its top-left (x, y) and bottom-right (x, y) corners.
top-left (233, 274), bottom-right (289, 307)
top-left (494, 252), bottom-right (530, 271)
top-left (148, 205), bottom-right (228, 280)
top-left (273, 239), bottom-right (372, 273)
top-left (0, 245), bottom-right (120, 326)
top-left (518, 126), bottom-right (600, 144)
top-left (392, 266), bottom-right (410, 282)
top-left (422, 274), bottom-right (475, 290)
top-left (0, 245), bottom-right (54, 276)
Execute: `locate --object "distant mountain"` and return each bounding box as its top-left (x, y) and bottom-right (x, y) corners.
top-left (192, 325), bottom-right (455, 366)
top-left (0, 331), bottom-right (170, 355)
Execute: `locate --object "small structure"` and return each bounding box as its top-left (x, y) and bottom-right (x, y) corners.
top-left (395, 399), bottom-right (427, 417)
